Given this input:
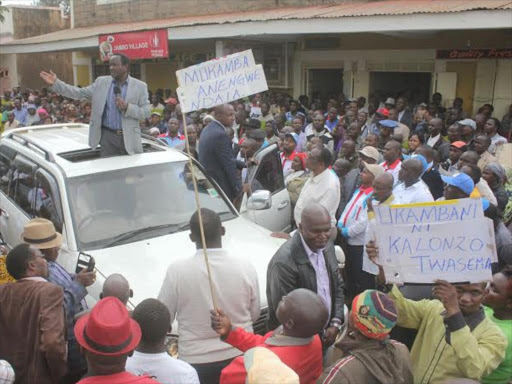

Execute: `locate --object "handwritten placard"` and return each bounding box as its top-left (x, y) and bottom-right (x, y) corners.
top-left (374, 198), bottom-right (497, 284)
top-left (176, 50), bottom-right (268, 113)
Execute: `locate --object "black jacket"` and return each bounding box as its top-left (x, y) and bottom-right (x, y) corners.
top-left (198, 120), bottom-right (241, 200)
top-left (421, 167), bottom-right (444, 200)
top-left (266, 232), bottom-right (345, 330)
top-left (399, 109), bottom-right (414, 129)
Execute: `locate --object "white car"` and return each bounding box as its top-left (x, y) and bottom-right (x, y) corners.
top-left (0, 123), bottom-right (292, 333)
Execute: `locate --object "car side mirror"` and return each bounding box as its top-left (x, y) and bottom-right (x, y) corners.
top-left (246, 190), bottom-right (272, 210)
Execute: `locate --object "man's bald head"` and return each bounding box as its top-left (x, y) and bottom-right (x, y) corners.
top-left (398, 158), bottom-right (423, 185)
top-left (459, 150), bottom-right (480, 167)
top-left (415, 145), bottom-right (434, 163)
top-left (213, 104), bottom-right (235, 128)
top-left (101, 274), bottom-right (132, 305)
top-left (299, 204), bottom-right (332, 252)
top-left (276, 288), bottom-right (329, 338)
top-left (373, 172), bottom-right (394, 202)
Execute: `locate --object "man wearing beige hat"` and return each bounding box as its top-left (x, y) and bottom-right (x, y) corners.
top-left (337, 162), bottom-right (384, 304)
top-left (21, 218), bottom-right (96, 382)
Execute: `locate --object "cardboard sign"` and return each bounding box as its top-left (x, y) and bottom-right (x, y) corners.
top-left (176, 50), bottom-right (268, 113)
top-left (99, 29), bottom-right (169, 61)
top-left (374, 198), bottom-right (497, 284)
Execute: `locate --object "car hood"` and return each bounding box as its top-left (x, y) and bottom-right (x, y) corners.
top-left (86, 216), bottom-right (285, 309)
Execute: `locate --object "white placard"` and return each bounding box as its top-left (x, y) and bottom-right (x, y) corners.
top-left (176, 50), bottom-right (256, 87)
top-left (374, 198), bottom-right (497, 284)
top-left (177, 64), bottom-right (268, 113)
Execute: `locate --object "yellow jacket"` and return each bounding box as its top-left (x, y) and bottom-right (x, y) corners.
top-left (389, 285), bottom-right (507, 383)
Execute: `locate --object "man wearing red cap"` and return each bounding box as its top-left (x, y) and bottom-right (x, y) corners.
top-left (74, 297), bottom-right (159, 383)
top-left (440, 141), bottom-right (467, 176)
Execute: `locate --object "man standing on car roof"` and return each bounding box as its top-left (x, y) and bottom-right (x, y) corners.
top-left (40, 53), bottom-right (151, 157)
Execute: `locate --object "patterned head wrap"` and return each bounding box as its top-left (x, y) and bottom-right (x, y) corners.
top-left (351, 290), bottom-right (397, 341)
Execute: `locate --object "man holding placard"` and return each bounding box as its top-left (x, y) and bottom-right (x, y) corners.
top-left (366, 245), bottom-right (507, 383)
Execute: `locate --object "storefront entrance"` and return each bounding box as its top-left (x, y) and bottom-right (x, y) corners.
top-left (307, 68), bottom-right (343, 105)
top-left (369, 71), bottom-right (432, 106)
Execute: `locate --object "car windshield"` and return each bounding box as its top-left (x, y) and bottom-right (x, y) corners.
top-left (66, 160), bottom-right (236, 250)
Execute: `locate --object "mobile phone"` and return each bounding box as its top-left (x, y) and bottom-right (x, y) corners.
top-left (76, 253), bottom-right (95, 274)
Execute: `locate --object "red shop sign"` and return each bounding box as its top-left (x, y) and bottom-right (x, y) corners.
top-left (99, 29), bottom-right (168, 61)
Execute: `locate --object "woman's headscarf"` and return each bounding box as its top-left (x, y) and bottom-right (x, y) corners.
top-left (486, 162), bottom-right (506, 186)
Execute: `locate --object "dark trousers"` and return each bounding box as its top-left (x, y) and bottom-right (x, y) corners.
top-left (344, 244), bottom-right (375, 306)
top-left (191, 358), bottom-right (234, 384)
top-left (100, 127), bottom-right (128, 157)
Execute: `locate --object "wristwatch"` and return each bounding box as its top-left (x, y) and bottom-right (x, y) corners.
top-left (330, 320), bottom-right (342, 332)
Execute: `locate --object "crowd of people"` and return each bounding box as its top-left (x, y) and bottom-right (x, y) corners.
top-left (1, 82), bottom-right (512, 384)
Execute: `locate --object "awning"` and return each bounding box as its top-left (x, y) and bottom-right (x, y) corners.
top-left (1, 0), bottom-right (511, 54)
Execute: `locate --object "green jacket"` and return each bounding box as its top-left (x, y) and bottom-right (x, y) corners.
top-left (389, 285), bottom-right (506, 383)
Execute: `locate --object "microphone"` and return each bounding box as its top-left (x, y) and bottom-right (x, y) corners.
top-left (114, 85), bottom-right (121, 97)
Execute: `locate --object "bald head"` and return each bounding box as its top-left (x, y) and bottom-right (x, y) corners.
top-left (334, 158), bottom-right (352, 177)
top-left (373, 172), bottom-right (394, 202)
top-left (415, 145), bottom-right (434, 163)
top-left (459, 150), bottom-right (480, 167)
top-left (299, 204), bottom-right (332, 252)
top-left (101, 274), bottom-right (131, 305)
top-left (213, 104), bottom-right (235, 128)
top-left (399, 158), bottom-right (423, 185)
top-left (276, 288), bottom-right (329, 338)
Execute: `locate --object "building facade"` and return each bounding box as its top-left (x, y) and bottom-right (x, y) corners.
top-left (1, 0), bottom-right (511, 117)
top-left (0, 4), bottom-right (72, 90)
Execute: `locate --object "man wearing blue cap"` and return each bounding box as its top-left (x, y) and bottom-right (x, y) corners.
top-left (441, 172), bottom-right (475, 200)
top-left (377, 119), bottom-right (398, 150)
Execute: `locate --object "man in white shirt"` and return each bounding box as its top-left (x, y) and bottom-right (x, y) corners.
top-left (393, 158), bottom-right (434, 204)
top-left (380, 140), bottom-right (402, 186)
top-left (158, 208), bottom-right (260, 384)
top-left (127, 298), bottom-right (199, 384)
top-left (294, 147), bottom-right (340, 226)
top-left (338, 162), bottom-right (383, 301)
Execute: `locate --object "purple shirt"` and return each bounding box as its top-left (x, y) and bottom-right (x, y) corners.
top-left (300, 234), bottom-right (332, 318)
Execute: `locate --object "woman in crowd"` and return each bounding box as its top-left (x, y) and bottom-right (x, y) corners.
top-left (483, 162), bottom-right (509, 214)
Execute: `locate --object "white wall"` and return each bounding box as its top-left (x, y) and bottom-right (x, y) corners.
top-left (0, 54), bottom-right (18, 92)
top-left (493, 60), bottom-right (512, 119)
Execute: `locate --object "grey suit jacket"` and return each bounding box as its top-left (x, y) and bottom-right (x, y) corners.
top-left (51, 75), bottom-right (150, 155)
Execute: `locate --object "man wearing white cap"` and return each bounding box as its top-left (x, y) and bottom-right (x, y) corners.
top-left (338, 162), bottom-right (384, 301)
top-left (149, 111), bottom-right (167, 134)
top-left (384, 97), bottom-right (395, 110)
top-left (458, 118), bottom-right (477, 144)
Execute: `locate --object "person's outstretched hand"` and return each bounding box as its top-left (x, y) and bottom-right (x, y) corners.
top-left (210, 308), bottom-right (232, 338)
top-left (40, 70), bottom-right (57, 86)
top-left (270, 232), bottom-right (291, 240)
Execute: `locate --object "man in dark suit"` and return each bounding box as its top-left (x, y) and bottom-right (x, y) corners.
top-left (0, 243), bottom-right (67, 384)
top-left (396, 97), bottom-right (413, 129)
top-left (266, 203), bottom-right (345, 349)
top-left (199, 104), bottom-right (241, 202)
top-left (416, 145), bottom-right (444, 200)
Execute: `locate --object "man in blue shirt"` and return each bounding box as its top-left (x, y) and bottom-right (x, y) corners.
top-left (12, 98), bottom-right (27, 125)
